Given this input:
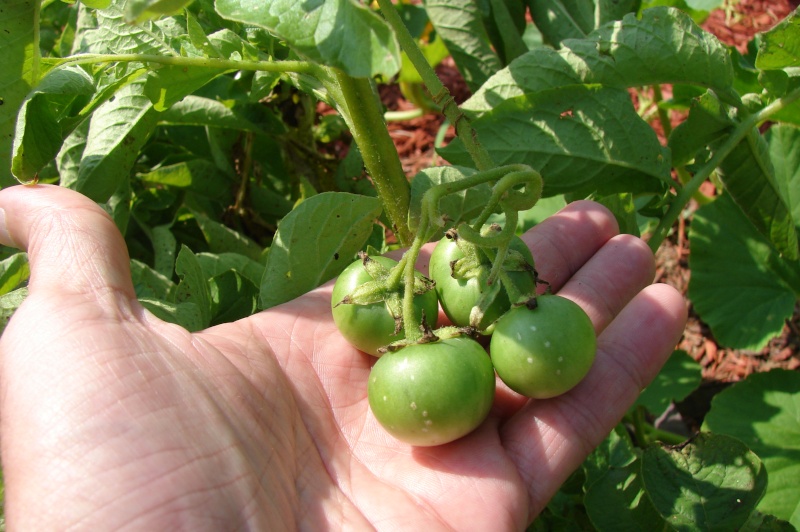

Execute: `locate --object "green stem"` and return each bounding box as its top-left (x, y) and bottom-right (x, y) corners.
top-left (56, 53), bottom-right (322, 76)
top-left (375, 0), bottom-right (494, 171)
top-left (325, 69), bottom-right (413, 246)
top-left (645, 425), bottom-right (688, 445)
top-left (647, 87), bottom-right (800, 252)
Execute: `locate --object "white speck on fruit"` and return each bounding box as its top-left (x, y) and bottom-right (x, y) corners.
top-left (422, 411), bottom-right (428, 417)
top-left (410, 374), bottom-right (415, 381)
top-left (527, 357), bottom-right (533, 364)
top-left (425, 420), bottom-right (433, 426)
top-left (558, 356), bottom-right (563, 362)
top-left (556, 369), bottom-right (561, 375)
top-left (383, 396), bottom-right (387, 401)
top-left (516, 332), bottom-right (522, 341)
top-left (410, 402), bottom-right (417, 410)
top-left (544, 341), bottom-right (551, 348)
top-left (422, 428), bottom-right (429, 433)
top-left (530, 325), bottom-right (537, 332)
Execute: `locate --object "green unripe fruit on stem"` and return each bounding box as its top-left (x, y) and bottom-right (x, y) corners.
top-left (367, 336), bottom-right (495, 446)
top-left (490, 295), bottom-right (596, 399)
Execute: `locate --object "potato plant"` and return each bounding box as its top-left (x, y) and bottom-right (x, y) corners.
top-left (2, 0), bottom-right (800, 528)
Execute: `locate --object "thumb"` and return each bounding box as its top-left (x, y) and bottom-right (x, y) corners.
top-left (0, 184), bottom-right (135, 299)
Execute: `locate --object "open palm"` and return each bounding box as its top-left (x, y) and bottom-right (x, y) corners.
top-left (0, 185), bottom-right (686, 530)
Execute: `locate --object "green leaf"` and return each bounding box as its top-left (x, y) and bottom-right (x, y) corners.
top-left (214, 0), bottom-right (401, 79)
top-left (671, 91), bottom-right (799, 260)
top-left (125, 0), bottom-right (197, 23)
top-left (407, 165), bottom-right (492, 235)
top-left (157, 95), bottom-right (266, 132)
top-left (84, 4), bottom-right (176, 57)
top-left (195, 252), bottom-right (265, 287)
top-left (702, 370), bottom-right (800, 528)
top-left (583, 426), bottom-right (666, 531)
top-left (462, 7), bottom-right (738, 116)
top-left (756, 7), bottom-right (800, 70)
top-left (440, 86), bottom-right (671, 197)
top-left (73, 78), bottom-right (159, 202)
top-left (641, 432), bottom-right (768, 531)
top-left (0, 287), bottom-right (29, 335)
top-left (525, 0), bottom-right (594, 46)
top-left (174, 244), bottom-right (212, 329)
top-left (636, 350), bottom-right (702, 415)
top-left (0, 0), bottom-right (39, 186)
top-left (144, 65), bottom-right (230, 112)
top-left (193, 212), bottom-right (262, 261)
top-left (689, 193), bottom-right (799, 351)
top-left (209, 269), bottom-right (258, 325)
top-left (769, 125), bottom-right (800, 235)
top-left (259, 192), bottom-right (382, 309)
top-left (0, 253), bottom-right (29, 296)
top-left (139, 297), bottom-right (205, 331)
top-left (424, 0), bottom-right (503, 92)
top-left (130, 259), bottom-right (175, 300)
top-left (138, 160), bottom-right (231, 199)
top-left (715, 127), bottom-right (799, 261)
top-left (11, 66), bottom-right (95, 182)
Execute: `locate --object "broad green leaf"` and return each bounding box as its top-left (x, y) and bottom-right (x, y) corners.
top-left (158, 95), bottom-right (266, 133)
top-left (11, 66), bottom-right (95, 182)
top-left (671, 91), bottom-right (799, 260)
top-left (641, 432), bottom-right (768, 531)
top-left (259, 192), bottom-right (382, 309)
top-left (83, 3), bottom-right (176, 57)
top-left (769, 125), bottom-right (800, 234)
top-left (683, 0), bottom-right (723, 10)
top-left (126, 0), bottom-right (197, 23)
top-left (440, 86), bottom-right (671, 197)
top-left (715, 127), bottom-right (799, 261)
top-left (756, 7), bottom-right (800, 70)
top-left (138, 160), bottom-right (231, 199)
top-left (56, 119), bottom-right (89, 188)
top-left (525, 0), bottom-right (594, 46)
top-left (583, 426), bottom-right (666, 531)
top-left (668, 91), bottom-right (732, 167)
top-left (424, 0), bottom-right (503, 92)
top-left (209, 269), bottom-right (258, 325)
top-left (1, 0), bottom-right (40, 186)
top-left (703, 370), bottom-right (800, 528)
top-left (595, 0), bottom-right (641, 25)
top-left (174, 244), bottom-right (212, 329)
top-left (688, 194), bottom-right (799, 351)
top-left (0, 287), bottom-right (29, 335)
top-left (144, 65), bottom-right (230, 111)
top-left (194, 212), bottom-right (262, 261)
top-left (0, 253), bottom-right (29, 295)
top-left (740, 511), bottom-right (797, 532)
top-left (150, 225), bottom-right (178, 278)
top-left (407, 165), bottom-right (492, 235)
top-left (196, 252), bottom-right (265, 286)
top-left (214, 0), bottom-right (401, 79)
top-left (463, 7), bottom-right (738, 115)
top-left (130, 259), bottom-right (175, 300)
top-left (139, 297), bottom-right (204, 331)
top-left (74, 79), bottom-right (158, 202)
top-left (635, 350), bottom-right (702, 415)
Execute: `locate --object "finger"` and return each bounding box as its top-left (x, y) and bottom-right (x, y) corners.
top-left (0, 184), bottom-right (135, 298)
top-left (557, 233), bottom-right (656, 333)
top-left (521, 200), bottom-right (620, 292)
top-left (501, 283), bottom-right (687, 520)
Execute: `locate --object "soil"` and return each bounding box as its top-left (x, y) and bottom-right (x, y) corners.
top-left (378, 0), bottom-right (800, 398)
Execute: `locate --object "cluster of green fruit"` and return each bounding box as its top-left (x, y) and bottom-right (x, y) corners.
top-left (331, 231), bottom-right (597, 447)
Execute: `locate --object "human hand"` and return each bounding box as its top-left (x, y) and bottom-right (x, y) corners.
top-left (0, 184), bottom-right (686, 530)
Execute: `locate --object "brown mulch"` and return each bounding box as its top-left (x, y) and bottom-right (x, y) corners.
top-left (378, 0), bottom-right (800, 385)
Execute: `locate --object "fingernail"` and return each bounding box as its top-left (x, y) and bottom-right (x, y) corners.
top-left (0, 207), bottom-right (15, 247)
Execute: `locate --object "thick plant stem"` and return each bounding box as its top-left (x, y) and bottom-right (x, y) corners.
top-left (375, 0), bottom-right (495, 172)
top-left (647, 87), bottom-right (800, 253)
top-left (326, 69), bottom-right (413, 246)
